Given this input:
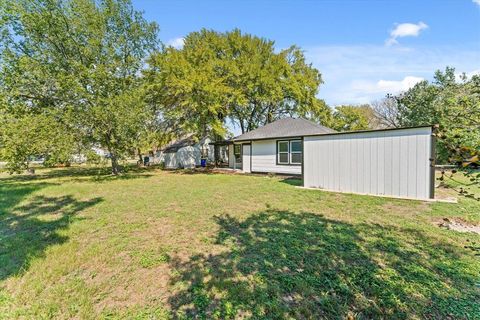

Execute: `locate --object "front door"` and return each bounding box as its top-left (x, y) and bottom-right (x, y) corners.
top-left (242, 144), bottom-right (251, 173)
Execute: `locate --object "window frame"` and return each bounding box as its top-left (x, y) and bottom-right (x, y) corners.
top-left (276, 139), bottom-right (302, 166)
top-left (289, 140), bottom-right (302, 165)
top-left (277, 140), bottom-right (290, 165)
top-left (233, 144), bottom-right (242, 163)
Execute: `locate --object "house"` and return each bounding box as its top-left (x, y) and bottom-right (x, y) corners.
top-left (228, 118), bottom-right (334, 174)
top-left (227, 117), bottom-right (435, 200)
top-left (154, 135), bottom-right (216, 169)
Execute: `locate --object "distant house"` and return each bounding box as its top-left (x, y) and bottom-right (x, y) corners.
top-left (154, 135), bottom-right (216, 169)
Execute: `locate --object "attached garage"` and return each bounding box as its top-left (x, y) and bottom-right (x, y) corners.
top-left (303, 126), bottom-right (435, 200)
top-left (231, 118), bottom-right (435, 201)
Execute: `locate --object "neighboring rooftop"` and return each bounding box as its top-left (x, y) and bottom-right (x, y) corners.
top-left (162, 135), bottom-right (197, 153)
top-left (233, 117), bottom-right (334, 141)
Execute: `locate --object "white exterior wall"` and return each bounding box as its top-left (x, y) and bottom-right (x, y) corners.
top-left (163, 152), bottom-right (179, 168)
top-left (303, 127), bottom-right (433, 200)
top-left (251, 139), bottom-right (301, 175)
top-left (154, 137), bottom-right (215, 169)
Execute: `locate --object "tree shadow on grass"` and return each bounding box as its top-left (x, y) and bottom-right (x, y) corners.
top-left (0, 165), bottom-right (154, 184)
top-left (0, 181), bottom-right (55, 216)
top-left (168, 210), bottom-right (480, 319)
top-left (0, 195), bottom-right (103, 280)
top-left (279, 177), bottom-right (303, 187)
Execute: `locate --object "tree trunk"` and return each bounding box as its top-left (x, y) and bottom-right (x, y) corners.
top-left (137, 148), bottom-right (143, 165)
top-left (110, 153), bottom-right (120, 175)
top-left (105, 134), bottom-right (121, 175)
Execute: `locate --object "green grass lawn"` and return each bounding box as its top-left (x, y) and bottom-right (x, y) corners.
top-left (1, 166), bottom-right (479, 319)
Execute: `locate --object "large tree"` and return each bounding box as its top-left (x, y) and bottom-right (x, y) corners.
top-left (393, 67), bottom-right (480, 164)
top-left (372, 96), bottom-right (402, 129)
top-left (144, 29), bottom-right (329, 137)
top-left (330, 105), bottom-right (376, 131)
top-left (0, 0), bottom-right (159, 174)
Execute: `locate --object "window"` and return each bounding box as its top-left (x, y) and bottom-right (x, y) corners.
top-left (277, 140), bottom-right (302, 165)
top-left (278, 141), bottom-right (289, 164)
top-left (234, 144), bottom-right (242, 163)
top-left (290, 140), bottom-right (302, 164)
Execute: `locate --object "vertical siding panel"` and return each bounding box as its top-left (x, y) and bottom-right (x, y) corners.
top-left (310, 138), bottom-right (315, 187)
top-left (399, 134), bottom-right (409, 197)
top-left (407, 135), bottom-right (418, 198)
top-left (326, 138), bottom-right (332, 188)
top-left (345, 138), bottom-right (352, 192)
top-left (311, 138), bottom-right (317, 187)
top-left (364, 133), bottom-right (370, 194)
top-left (304, 139), bottom-right (310, 186)
top-left (365, 133), bottom-right (374, 193)
top-left (311, 138), bottom-right (316, 187)
top-left (384, 132), bottom-right (393, 196)
top-left (391, 134), bottom-right (400, 196)
top-left (347, 139), bottom-right (354, 191)
top-left (316, 138), bottom-right (322, 188)
top-left (337, 137), bottom-right (342, 191)
top-left (370, 134), bottom-right (378, 195)
top-left (416, 134), bottom-right (428, 199)
top-left (340, 137), bottom-right (350, 191)
top-left (351, 134), bottom-right (358, 192)
top-left (332, 136), bottom-right (338, 190)
top-left (302, 127), bottom-right (431, 200)
top-left (355, 134), bottom-right (362, 193)
top-left (331, 135), bottom-right (337, 190)
top-left (377, 131), bottom-right (385, 195)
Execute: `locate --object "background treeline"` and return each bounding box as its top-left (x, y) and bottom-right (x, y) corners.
top-left (0, 0), bottom-right (478, 176)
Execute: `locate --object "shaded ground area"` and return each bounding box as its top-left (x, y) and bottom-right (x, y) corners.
top-left (0, 175), bottom-right (102, 280)
top-left (168, 209), bottom-right (479, 319)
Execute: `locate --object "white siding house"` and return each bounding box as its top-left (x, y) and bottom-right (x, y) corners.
top-left (231, 118), bottom-right (333, 174)
top-left (251, 139), bottom-right (301, 175)
top-left (229, 118), bottom-right (435, 200)
top-left (154, 136), bottom-right (214, 169)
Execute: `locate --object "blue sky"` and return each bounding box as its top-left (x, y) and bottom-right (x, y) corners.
top-left (133, 0), bottom-right (480, 106)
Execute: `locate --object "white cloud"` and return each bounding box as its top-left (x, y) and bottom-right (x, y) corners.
top-left (455, 69), bottom-right (480, 81)
top-left (466, 69), bottom-right (480, 77)
top-left (166, 37), bottom-right (185, 49)
top-left (473, 0), bottom-right (480, 6)
top-left (377, 76), bottom-right (425, 91)
top-left (386, 22), bottom-right (428, 46)
top-left (352, 76), bottom-right (424, 95)
top-left (305, 45), bottom-right (480, 105)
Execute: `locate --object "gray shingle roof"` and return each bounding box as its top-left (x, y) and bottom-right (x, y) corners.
top-left (233, 117), bottom-right (335, 141)
top-left (161, 134), bottom-right (197, 153)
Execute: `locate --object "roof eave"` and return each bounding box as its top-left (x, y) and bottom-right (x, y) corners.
top-left (232, 125), bottom-right (434, 142)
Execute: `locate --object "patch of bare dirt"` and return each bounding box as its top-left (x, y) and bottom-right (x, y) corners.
top-left (438, 218), bottom-right (480, 235)
top-left (381, 202), bottom-right (430, 215)
top-left (434, 185), bottom-right (459, 202)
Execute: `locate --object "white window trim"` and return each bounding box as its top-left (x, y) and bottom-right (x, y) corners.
top-left (290, 140), bottom-right (302, 164)
top-left (277, 141), bottom-right (290, 164)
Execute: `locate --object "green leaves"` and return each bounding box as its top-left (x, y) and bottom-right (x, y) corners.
top-left (0, 113), bottom-right (77, 173)
top-left (145, 29), bottom-right (327, 137)
top-left (395, 67), bottom-right (480, 164)
top-left (330, 105), bottom-right (375, 132)
top-left (0, 0), bottom-right (159, 174)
